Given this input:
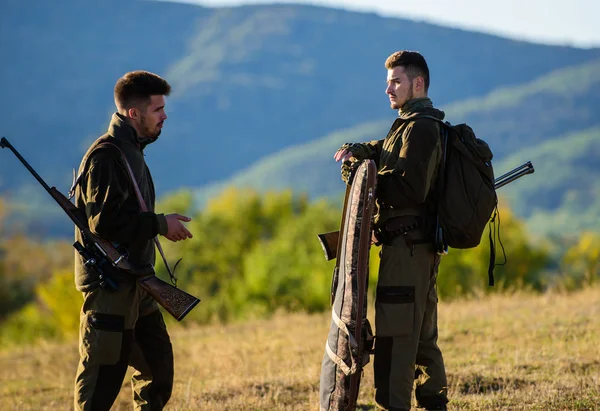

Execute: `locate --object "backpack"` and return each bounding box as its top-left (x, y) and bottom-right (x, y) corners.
top-left (418, 116), bottom-right (500, 285)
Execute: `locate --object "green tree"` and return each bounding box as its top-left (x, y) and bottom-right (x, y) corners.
top-left (156, 188), bottom-right (319, 323)
top-left (561, 232), bottom-right (600, 288)
top-left (0, 189), bottom-right (563, 345)
top-left (0, 269), bottom-right (82, 345)
top-left (240, 199), bottom-right (338, 316)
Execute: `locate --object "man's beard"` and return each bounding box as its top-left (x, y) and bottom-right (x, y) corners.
top-left (139, 114), bottom-right (161, 140)
top-left (392, 87), bottom-right (414, 110)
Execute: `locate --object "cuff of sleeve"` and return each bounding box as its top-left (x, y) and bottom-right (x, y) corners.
top-left (350, 143), bottom-right (372, 160)
top-left (156, 213), bottom-right (168, 236)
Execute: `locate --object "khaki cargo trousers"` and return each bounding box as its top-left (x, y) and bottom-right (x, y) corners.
top-left (373, 232), bottom-right (448, 411)
top-left (74, 280), bottom-right (174, 411)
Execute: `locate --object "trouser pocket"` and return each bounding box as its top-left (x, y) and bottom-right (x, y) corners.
top-left (81, 312), bottom-right (125, 366)
top-left (375, 286), bottom-right (415, 337)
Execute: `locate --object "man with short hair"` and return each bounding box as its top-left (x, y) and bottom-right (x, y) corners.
top-left (334, 51), bottom-right (448, 411)
top-left (73, 70), bottom-right (193, 410)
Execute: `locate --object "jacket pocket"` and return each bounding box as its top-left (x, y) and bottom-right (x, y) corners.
top-left (375, 286), bottom-right (415, 337)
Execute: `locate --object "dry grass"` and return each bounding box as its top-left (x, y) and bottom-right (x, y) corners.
top-left (1, 287), bottom-right (599, 410)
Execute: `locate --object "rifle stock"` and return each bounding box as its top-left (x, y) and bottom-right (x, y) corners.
top-left (137, 275), bottom-right (200, 321)
top-left (1, 137), bottom-right (200, 321)
top-left (318, 161), bottom-right (535, 261)
top-left (317, 231), bottom-right (340, 262)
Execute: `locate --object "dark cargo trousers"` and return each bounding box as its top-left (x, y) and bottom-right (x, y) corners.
top-left (74, 280), bottom-right (174, 411)
top-left (373, 233), bottom-right (448, 411)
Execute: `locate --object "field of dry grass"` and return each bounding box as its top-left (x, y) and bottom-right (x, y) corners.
top-left (1, 287), bottom-right (599, 410)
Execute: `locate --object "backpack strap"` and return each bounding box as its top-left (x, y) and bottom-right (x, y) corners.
top-left (435, 124), bottom-right (450, 256)
top-left (408, 114), bottom-right (450, 255)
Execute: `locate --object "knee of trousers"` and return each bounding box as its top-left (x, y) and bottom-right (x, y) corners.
top-left (80, 312), bottom-right (131, 365)
top-left (375, 286), bottom-right (416, 337)
top-left (135, 310), bottom-right (174, 367)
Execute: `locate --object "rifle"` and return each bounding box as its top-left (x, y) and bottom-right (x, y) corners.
top-left (0, 137), bottom-right (200, 321)
top-left (317, 161), bottom-right (535, 261)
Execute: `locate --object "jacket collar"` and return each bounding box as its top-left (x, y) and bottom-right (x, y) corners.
top-left (397, 98), bottom-right (445, 121)
top-left (107, 113), bottom-right (156, 150)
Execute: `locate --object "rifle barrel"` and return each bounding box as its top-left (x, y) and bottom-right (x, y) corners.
top-left (494, 161), bottom-right (533, 184)
top-left (0, 137), bottom-right (53, 192)
top-left (494, 161), bottom-right (534, 189)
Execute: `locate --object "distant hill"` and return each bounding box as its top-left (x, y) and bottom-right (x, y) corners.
top-left (191, 60), bottom-right (600, 236)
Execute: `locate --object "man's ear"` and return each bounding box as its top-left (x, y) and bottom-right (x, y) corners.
top-left (414, 76), bottom-right (425, 92)
top-left (127, 107), bottom-right (139, 120)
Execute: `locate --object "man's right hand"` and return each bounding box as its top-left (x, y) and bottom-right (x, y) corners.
top-left (334, 144), bottom-right (354, 163)
top-left (164, 213), bottom-right (193, 242)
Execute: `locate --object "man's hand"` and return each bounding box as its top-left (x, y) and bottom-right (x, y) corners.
top-left (334, 146), bottom-right (354, 163)
top-left (164, 213), bottom-right (193, 242)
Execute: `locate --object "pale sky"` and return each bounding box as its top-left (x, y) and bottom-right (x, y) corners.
top-left (168, 0), bottom-right (600, 48)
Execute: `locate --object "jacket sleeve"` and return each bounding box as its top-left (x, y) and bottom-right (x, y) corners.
top-left (349, 139), bottom-right (384, 166)
top-left (82, 148), bottom-right (165, 245)
top-left (376, 120), bottom-right (441, 208)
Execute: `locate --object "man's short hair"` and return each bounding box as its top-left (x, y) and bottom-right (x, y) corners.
top-left (114, 71), bottom-right (171, 111)
top-left (385, 51), bottom-right (430, 91)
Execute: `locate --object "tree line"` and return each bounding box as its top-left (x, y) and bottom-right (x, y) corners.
top-left (0, 189), bottom-right (598, 346)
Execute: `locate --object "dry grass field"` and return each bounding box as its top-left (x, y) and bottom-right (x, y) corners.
top-left (1, 287), bottom-right (599, 410)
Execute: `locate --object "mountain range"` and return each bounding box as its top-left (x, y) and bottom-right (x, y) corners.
top-left (1, 0), bottom-right (599, 237)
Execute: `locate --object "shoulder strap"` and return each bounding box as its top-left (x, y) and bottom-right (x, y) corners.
top-left (435, 125), bottom-right (449, 255)
top-left (87, 141), bottom-right (179, 286)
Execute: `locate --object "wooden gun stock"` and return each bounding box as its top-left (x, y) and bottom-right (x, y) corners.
top-left (1, 137), bottom-right (200, 321)
top-left (317, 231), bottom-right (340, 261)
top-left (137, 275), bottom-right (200, 321)
top-left (318, 161), bottom-right (535, 261)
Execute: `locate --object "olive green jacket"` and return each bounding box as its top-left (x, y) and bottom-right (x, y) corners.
top-left (352, 103), bottom-right (445, 228)
top-left (74, 113), bottom-right (168, 292)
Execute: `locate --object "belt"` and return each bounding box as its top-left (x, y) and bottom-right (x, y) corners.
top-left (375, 215), bottom-right (430, 255)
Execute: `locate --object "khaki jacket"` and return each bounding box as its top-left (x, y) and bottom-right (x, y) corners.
top-left (74, 113), bottom-right (168, 291)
